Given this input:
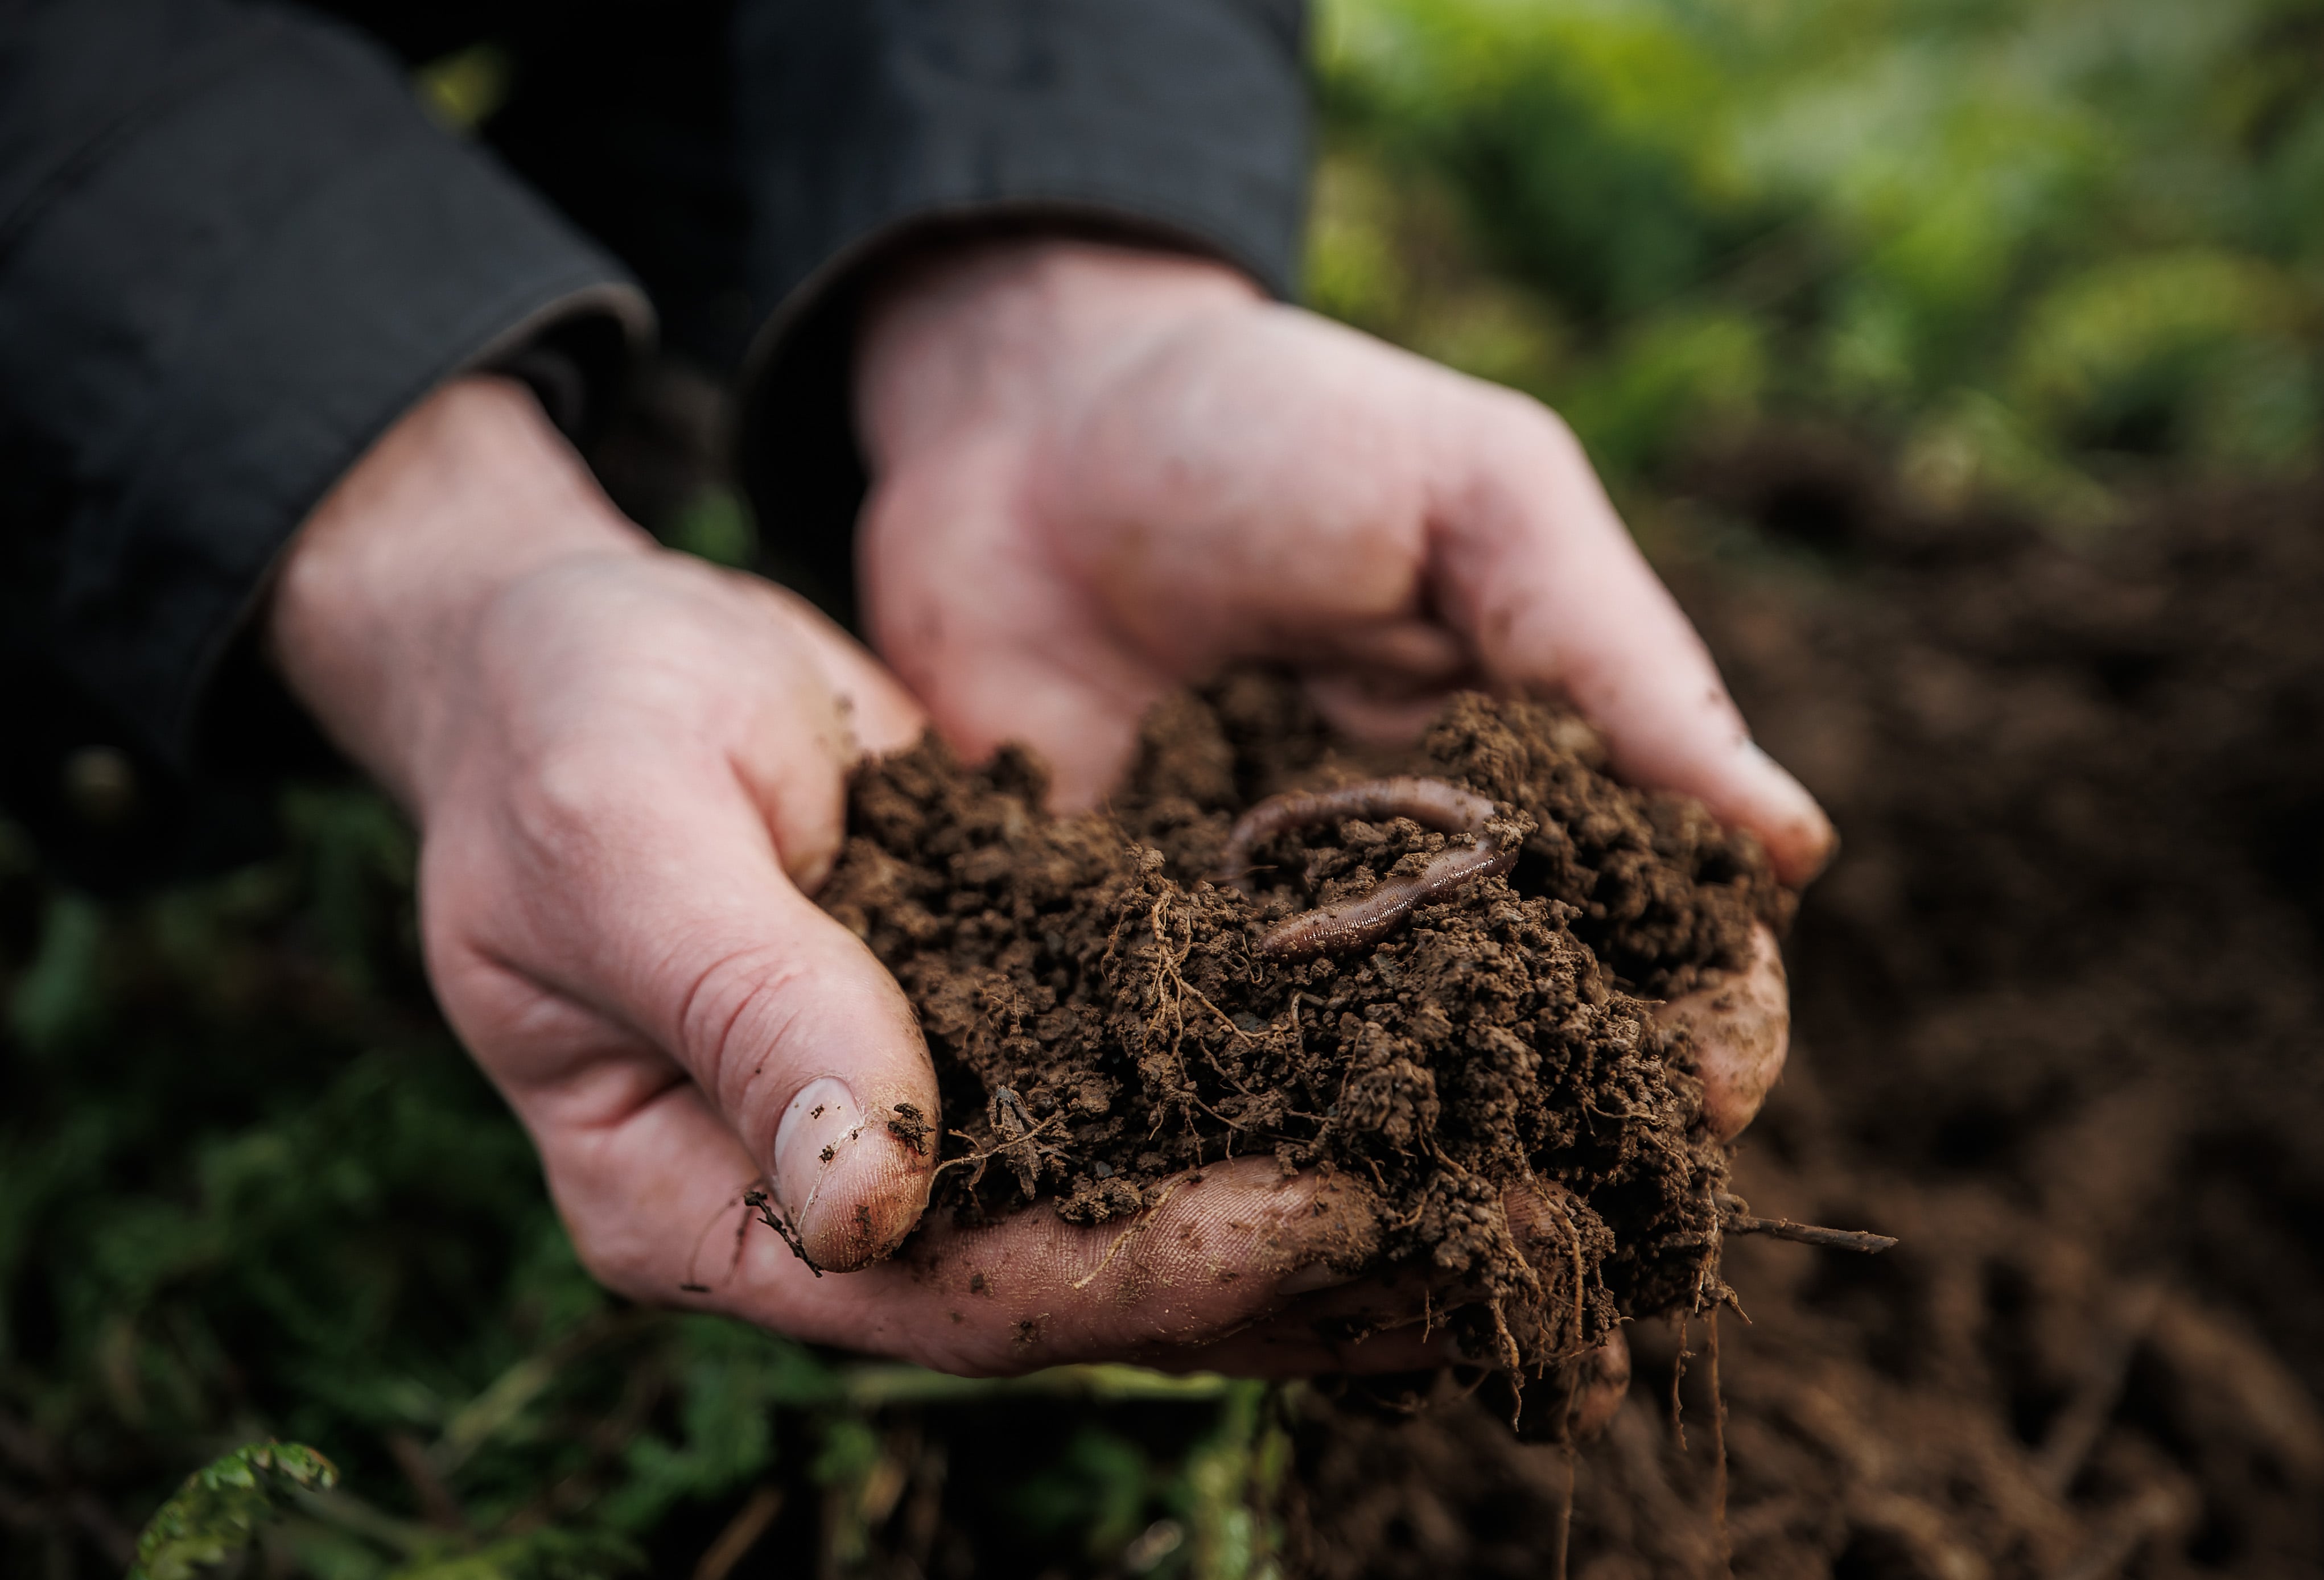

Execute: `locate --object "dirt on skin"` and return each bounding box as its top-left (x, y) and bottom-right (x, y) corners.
top-left (1276, 439), bottom-right (2324, 1579)
top-left (817, 679), bottom-right (1789, 1364)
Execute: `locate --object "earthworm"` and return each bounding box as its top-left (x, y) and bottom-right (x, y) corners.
top-left (1217, 776), bottom-right (1519, 960)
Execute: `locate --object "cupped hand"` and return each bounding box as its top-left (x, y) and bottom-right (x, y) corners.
top-left (855, 237), bottom-right (1820, 1144)
top-left (264, 375), bottom-right (1472, 1377)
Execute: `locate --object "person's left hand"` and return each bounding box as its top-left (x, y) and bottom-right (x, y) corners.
top-left (851, 236), bottom-right (1815, 1145)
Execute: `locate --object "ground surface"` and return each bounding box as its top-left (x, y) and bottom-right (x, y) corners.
top-left (1281, 439), bottom-right (2324, 1578)
top-left (9, 428), bottom-right (2322, 1580)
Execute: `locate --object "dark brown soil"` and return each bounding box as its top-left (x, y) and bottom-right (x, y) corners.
top-left (1276, 440), bottom-right (2324, 1578)
top-left (587, 378), bottom-right (2324, 1574)
top-left (819, 680), bottom-right (1788, 1362)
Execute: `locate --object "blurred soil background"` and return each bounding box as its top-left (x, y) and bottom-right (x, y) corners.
top-left (9, 1), bottom-right (2324, 1575)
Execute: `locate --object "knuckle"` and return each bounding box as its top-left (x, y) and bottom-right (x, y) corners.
top-left (1457, 381), bottom-right (1587, 481)
top-left (493, 747), bottom-right (646, 892)
top-left (516, 741), bottom-right (628, 838)
top-left (1510, 395), bottom-right (1586, 466)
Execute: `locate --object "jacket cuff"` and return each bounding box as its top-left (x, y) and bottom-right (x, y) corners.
top-left (730, 0), bottom-right (1309, 622)
top-left (0, 2), bottom-right (649, 885)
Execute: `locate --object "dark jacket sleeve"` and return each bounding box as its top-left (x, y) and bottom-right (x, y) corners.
top-left (730, 0), bottom-right (1311, 617)
top-left (0, 0), bottom-right (650, 888)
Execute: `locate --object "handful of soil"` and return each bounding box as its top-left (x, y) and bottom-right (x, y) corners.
top-left (819, 672), bottom-right (1789, 1368)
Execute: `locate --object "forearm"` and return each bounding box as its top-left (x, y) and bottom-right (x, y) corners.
top-left (269, 377), bottom-right (652, 813)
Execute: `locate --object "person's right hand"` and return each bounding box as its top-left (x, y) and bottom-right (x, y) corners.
top-left (263, 375), bottom-right (1469, 1379)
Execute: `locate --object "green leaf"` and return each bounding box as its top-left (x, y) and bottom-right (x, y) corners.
top-left (130, 1439), bottom-right (340, 1580)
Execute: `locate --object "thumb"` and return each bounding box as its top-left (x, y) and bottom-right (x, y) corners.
top-left (659, 869), bottom-right (942, 1273)
top-left (1431, 397), bottom-right (1836, 886)
top-left (607, 593), bottom-right (940, 1271)
top-left (425, 676), bottom-right (940, 1274)
top-left (431, 781), bottom-right (942, 1274)
top-left (859, 432), bottom-right (1175, 809)
top-left (447, 773), bottom-right (942, 1272)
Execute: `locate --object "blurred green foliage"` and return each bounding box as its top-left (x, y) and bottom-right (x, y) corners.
top-left (0, 801), bottom-right (1284, 1577)
top-left (1311, 0), bottom-right (2324, 517)
top-left (12, 0), bottom-right (2323, 1574)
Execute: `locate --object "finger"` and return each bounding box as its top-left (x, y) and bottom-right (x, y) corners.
top-left (739, 576), bottom-right (927, 765)
top-left (859, 434), bottom-right (1177, 808)
top-left (892, 311), bottom-right (1468, 807)
top-left (429, 575), bottom-right (941, 1271)
top-left (1425, 389), bottom-right (1836, 886)
top-left (434, 812), bottom-right (940, 1271)
top-left (1188, 1175), bottom-right (1648, 1398)
top-left (1655, 922), bottom-right (1790, 1140)
top-left (541, 1131), bottom-right (1403, 1373)
top-left (1185, 1175), bottom-right (1608, 1377)
top-left (871, 1159), bottom-right (1389, 1372)
top-left (554, 1105), bottom-right (1591, 1386)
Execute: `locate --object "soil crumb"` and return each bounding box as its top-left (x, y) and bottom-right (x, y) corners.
top-left (819, 678), bottom-right (1787, 1361)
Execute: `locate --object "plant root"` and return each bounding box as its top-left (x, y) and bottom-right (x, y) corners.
top-left (743, 1187), bottom-right (822, 1276)
top-left (1720, 1194), bottom-right (1897, 1253)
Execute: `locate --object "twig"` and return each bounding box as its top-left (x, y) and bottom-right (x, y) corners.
top-left (1487, 1296), bottom-right (1523, 1371)
top-left (1724, 1214), bottom-right (1897, 1253)
top-left (1144, 894), bottom-right (1201, 1133)
top-left (1200, 1042), bottom-right (1264, 1102)
top-left (1185, 1084), bottom-right (1251, 1135)
top-left (743, 1188), bottom-right (823, 1276)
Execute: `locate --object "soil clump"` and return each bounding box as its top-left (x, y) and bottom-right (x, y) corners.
top-left (819, 680), bottom-right (1788, 1363)
top-left (1278, 442), bottom-right (2324, 1577)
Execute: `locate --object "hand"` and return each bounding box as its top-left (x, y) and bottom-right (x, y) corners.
top-left (856, 237), bottom-right (1826, 1140)
top-left (265, 376), bottom-right (1454, 1376)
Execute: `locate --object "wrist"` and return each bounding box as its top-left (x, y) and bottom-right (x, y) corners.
top-left (853, 236), bottom-right (1263, 475)
top-left (268, 375), bottom-right (652, 810)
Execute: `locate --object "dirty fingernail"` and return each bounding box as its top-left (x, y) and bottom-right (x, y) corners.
top-left (772, 1076), bottom-right (861, 1228)
top-left (769, 1076), bottom-right (934, 1271)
